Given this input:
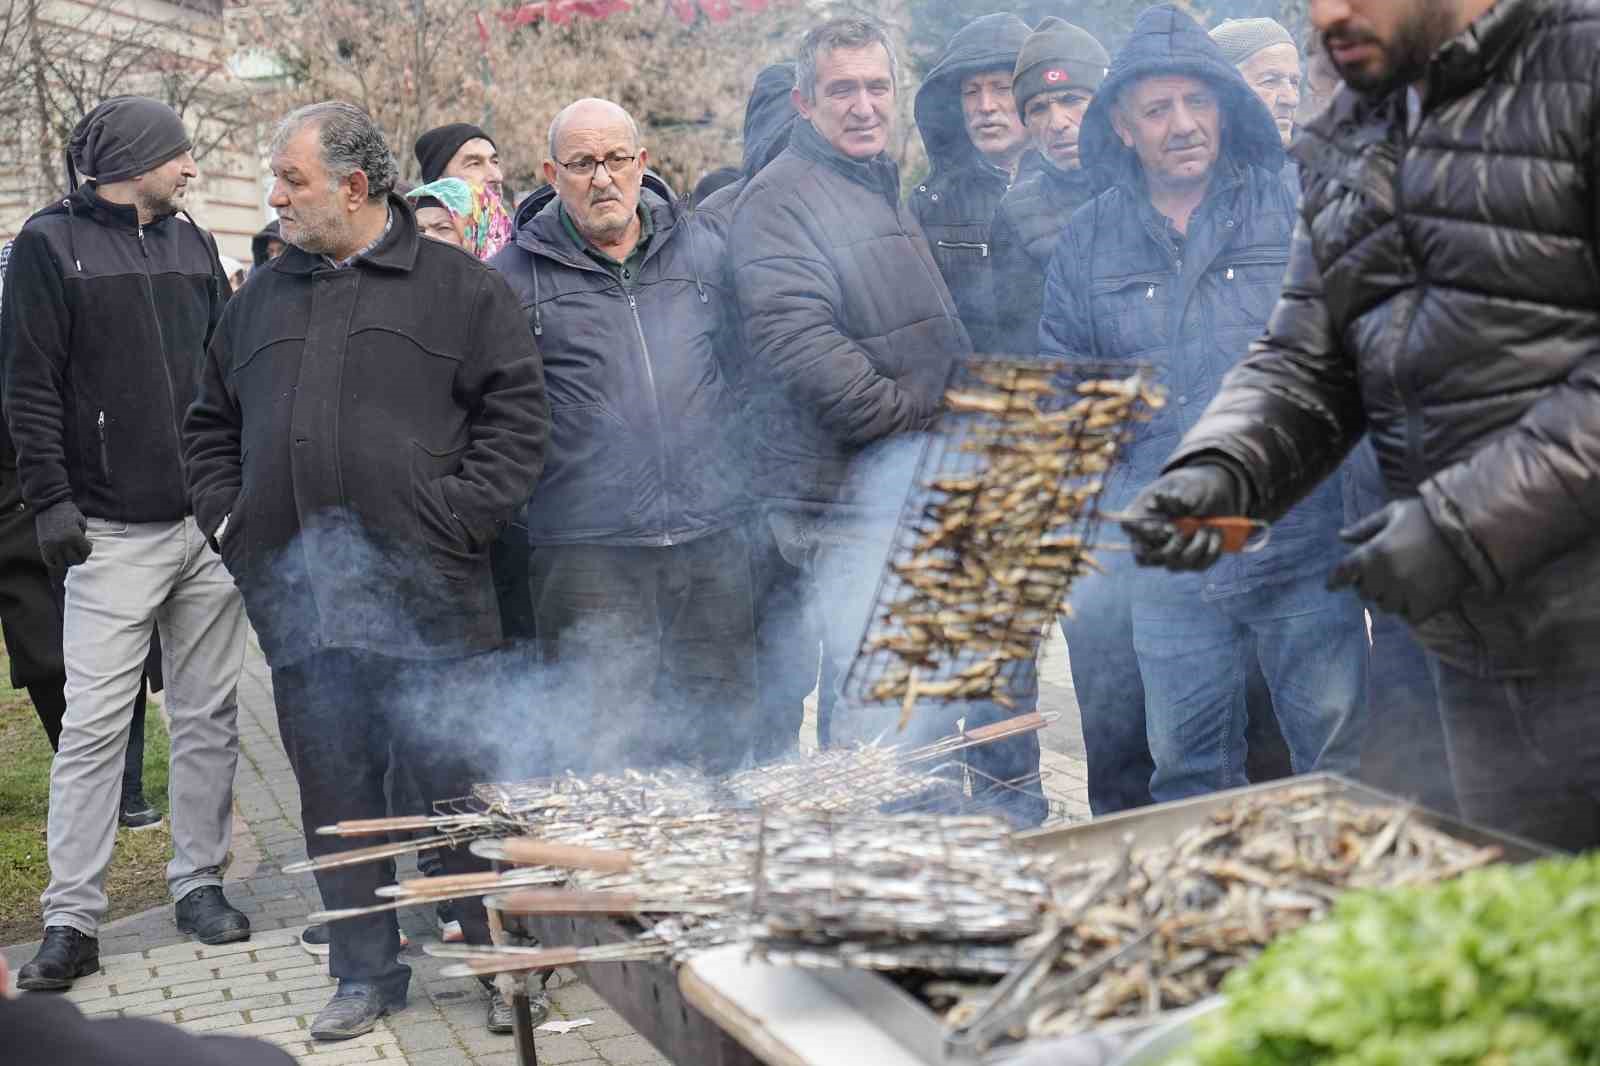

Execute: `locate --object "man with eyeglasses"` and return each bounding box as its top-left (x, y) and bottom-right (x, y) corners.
top-left (490, 97), bottom-right (755, 776)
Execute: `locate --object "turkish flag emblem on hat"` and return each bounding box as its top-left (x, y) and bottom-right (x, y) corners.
top-left (1044, 68), bottom-right (1068, 83)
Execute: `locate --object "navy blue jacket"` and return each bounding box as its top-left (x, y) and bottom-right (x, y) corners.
top-left (491, 176), bottom-right (746, 547)
top-left (1038, 3), bottom-right (1344, 596)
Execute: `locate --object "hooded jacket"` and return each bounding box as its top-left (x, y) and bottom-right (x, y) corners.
top-left (184, 195), bottom-right (549, 667)
top-left (988, 150), bottom-right (1103, 354)
top-left (1039, 4), bottom-right (1344, 595)
top-left (250, 218), bottom-right (281, 268)
top-left (731, 119), bottom-right (970, 516)
top-left (911, 13), bottom-right (1031, 353)
top-left (489, 174), bottom-right (745, 547)
top-left (1164, 0), bottom-right (1600, 678)
top-left (1, 184), bottom-right (229, 524)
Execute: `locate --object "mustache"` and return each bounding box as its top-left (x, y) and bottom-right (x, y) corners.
top-left (1165, 134), bottom-right (1208, 151)
top-left (1323, 26), bottom-right (1380, 49)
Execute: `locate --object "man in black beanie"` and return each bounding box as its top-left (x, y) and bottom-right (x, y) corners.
top-left (3, 95), bottom-right (250, 991)
top-left (989, 17), bottom-right (1108, 357)
top-left (414, 122), bottom-right (502, 201)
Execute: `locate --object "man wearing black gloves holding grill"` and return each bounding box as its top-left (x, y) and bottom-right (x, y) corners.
top-left (185, 101), bottom-right (548, 1039)
top-left (1121, 0), bottom-right (1600, 850)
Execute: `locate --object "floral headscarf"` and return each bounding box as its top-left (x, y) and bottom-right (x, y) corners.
top-left (404, 176), bottom-right (513, 261)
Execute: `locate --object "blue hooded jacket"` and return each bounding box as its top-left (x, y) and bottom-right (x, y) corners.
top-left (1038, 4), bottom-right (1344, 596)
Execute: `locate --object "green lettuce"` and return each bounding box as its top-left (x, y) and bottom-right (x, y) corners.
top-left (1168, 852), bottom-right (1600, 1066)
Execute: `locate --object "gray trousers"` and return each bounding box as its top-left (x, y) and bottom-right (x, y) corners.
top-left (43, 517), bottom-right (247, 935)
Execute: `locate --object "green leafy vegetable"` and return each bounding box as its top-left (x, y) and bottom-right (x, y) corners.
top-left (1168, 852), bottom-right (1600, 1066)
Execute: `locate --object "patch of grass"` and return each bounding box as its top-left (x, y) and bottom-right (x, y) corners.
top-left (0, 642), bottom-right (175, 946)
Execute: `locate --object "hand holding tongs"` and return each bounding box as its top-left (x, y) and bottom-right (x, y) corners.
top-left (1101, 513), bottom-right (1272, 554)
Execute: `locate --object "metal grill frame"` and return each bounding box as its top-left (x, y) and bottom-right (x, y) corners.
top-left (841, 357), bottom-right (1159, 716)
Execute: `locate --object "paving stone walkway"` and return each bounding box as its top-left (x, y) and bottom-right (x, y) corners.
top-left (5, 630), bottom-right (1091, 1064)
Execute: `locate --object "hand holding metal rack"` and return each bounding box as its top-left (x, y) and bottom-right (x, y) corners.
top-left (840, 357), bottom-right (1164, 732)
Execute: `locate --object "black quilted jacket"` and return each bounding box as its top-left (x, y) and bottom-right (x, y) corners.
top-left (1165, 0), bottom-right (1600, 678)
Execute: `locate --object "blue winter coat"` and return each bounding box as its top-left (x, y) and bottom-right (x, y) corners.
top-left (490, 176), bottom-right (747, 547)
top-left (1037, 4), bottom-right (1344, 596)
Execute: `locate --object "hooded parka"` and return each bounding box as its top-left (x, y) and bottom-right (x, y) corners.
top-left (1163, 0), bottom-right (1600, 679)
top-left (489, 174), bottom-right (745, 547)
top-left (183, 195), bottom-right (549, 668)
top-left (911, 13), bottom-right (1031, 353)
top-left (731, 119), bottom-right (971, 516)
top-left (1038, 3), bottom-right (1345, 592)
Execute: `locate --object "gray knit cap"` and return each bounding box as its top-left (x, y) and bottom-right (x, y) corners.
top-left (68, 96), bottom-right (191, 185)
top-left (1208, 17), bottom-right (1296, 67)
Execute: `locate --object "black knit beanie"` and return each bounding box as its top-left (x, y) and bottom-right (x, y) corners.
top-left (1012, 18), bottom-right (1111, 119)
top-left (414, 123), bottom-right (495, 183)
top-left (68, 96), bottom-right (191, 186)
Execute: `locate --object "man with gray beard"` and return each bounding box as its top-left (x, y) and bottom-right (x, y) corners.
top-left (184, 101), bottom-right (548, 1039)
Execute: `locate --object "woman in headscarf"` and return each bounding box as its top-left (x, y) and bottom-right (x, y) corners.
top-left (403, 176), bottom-right (513, 260)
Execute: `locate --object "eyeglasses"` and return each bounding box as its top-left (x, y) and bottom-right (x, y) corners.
top-left (556, 151), bottom-right (639, 178)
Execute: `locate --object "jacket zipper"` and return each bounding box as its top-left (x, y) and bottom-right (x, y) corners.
top-left (137, 224), bottom-right (186, 493)
top-left (1382, 132), bottom-right (1430, 491)
top-left (626, 290), bottom-right (674, 547)
top-left (936, 239), bottom-right (989, 258)
top-left (97, 410), bottom-right (112, 481)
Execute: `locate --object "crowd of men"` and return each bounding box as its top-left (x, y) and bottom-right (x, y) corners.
top-left (3, 0), bottom-right (1600, 1052)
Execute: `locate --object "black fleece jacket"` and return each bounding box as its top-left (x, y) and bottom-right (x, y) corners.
top-left (1, 184), bottom-right (229, 523)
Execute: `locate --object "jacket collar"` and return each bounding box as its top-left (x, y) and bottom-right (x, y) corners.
top-left (515, 184), bottom-right (678, 271)
top-left (272, 192), bottom-right (419, 276)
top-left (789, 120), bottom-right (901, 206)
top-left (69, 184), bottom-right (167, 232)
top-left (1428, 0), bottom-right (1537, 105)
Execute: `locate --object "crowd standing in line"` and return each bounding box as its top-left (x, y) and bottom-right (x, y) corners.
top-left (2, 0), bottom-right (1598, 1049)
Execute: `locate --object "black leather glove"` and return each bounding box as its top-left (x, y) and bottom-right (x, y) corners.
top-left (34, 500), bottom-right (91, 570)
top-left (1326, 498), bottom-right (1472, 624)
top-left (1118, 463), bottom-right (1246, 572)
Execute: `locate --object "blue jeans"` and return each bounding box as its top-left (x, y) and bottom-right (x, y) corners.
top-left (1134, 572), bottom-right (1368, 803)
top-left (1060, 554), bottom-right (1155, 815)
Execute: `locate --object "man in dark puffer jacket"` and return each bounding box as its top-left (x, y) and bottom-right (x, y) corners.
top-left (1125, 0), bottom-right (1600, 849)
top-left (732, 18), bottom-right (976, 758)
top-left (910, 13), bottom-right (1030, 352)
top-left (989, 18), bottom-right (1109, 357)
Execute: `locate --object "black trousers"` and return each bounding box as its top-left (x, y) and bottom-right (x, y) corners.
top-left (272, 650), bottom-right (494, 987)
top-left (531, 527), bottom-right (757, 775)
top-left (1430, 656), bottom-right (1600, 851)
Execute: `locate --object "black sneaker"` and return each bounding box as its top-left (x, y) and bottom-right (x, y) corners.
top-left (174, 885), bottom-right (251, 945)
top-left (300, 923), bottom-right (331, 956)
top-left (16, 926), bottom-right (99, 991)
top-left (119, 792), bottom-right (163, 831)
top-left (310, 979), bottom-right (408, 1041)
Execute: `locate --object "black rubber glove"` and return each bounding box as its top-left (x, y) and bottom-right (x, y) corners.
top-left (1118, 463), bottom-right (1245, 572)
top-left (34, 500), bottom-right (91, 570)
top-left (1326, 498), bottom-right (1472, 624)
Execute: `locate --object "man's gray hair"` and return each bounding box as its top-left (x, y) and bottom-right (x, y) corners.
top-left (547, 98), bottom-right (641, 160)
top-left (796, 17), bottom-right (899, 103)
top-left (270, 101), bottom-right (398, 201)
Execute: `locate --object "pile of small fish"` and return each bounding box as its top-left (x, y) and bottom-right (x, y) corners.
top-left (944, 783), bottom-right (1506, 1048)
top-left (856, 363), bottom-right (1162, 718)
top-left (750, 812), bottom-right (1046, 977)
